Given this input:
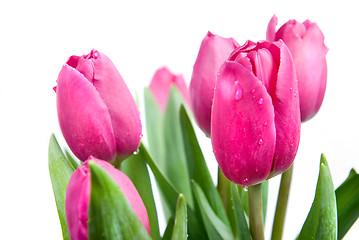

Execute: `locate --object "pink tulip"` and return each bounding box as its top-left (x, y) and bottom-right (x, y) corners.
top-left (55, 49), bottom-right (142, 162)
top-left (149, 67), bottom-right (190, 112)
top-left (267, 15), bottom-right (328, 121)
top-left (211, 40), bottom-right (301, 186)
top-left (65, 157), bottom-right (150, 240)
top-left (190, 32), bottom-right (239, 136)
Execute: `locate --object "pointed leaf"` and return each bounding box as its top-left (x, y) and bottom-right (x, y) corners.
top-left (172, 194), bottom-right (188, 240)
top-left (192, 181), bottom-right (234, 240)
top-left (121, 150), bottom-right (160, 239)
top-left (228, 183), bottom-right (251, 240)
top-left (163, 86), bottom-right (193, 208)
top-left (48, 134), bottom-right (74, 240)
top-left (298, 154), bottom-right (337, 240)
top-left (88, 161), bottom-right (151, 240)
top-left (179, 105), bottom-right (229, 227)
top-left (139, 143), bottom-right (207, 239)
top-left (335, 169), bottom-right (359, 239)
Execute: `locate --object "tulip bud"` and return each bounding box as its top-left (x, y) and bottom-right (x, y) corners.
top-left (190, 32), bottom-right (239, 136)
top-left (211, 40), bottom-right (301, 186)
top-left (65, 157), bottom-right (150, 240)
top-left (55, 50), bottom-right (142, 162)
top-left (149, 67), bottom-right (190, 112)
top-left (267, 15), bottom-right (328, 121)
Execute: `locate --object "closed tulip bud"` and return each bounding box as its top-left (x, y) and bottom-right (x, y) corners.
top-left (65, 157), bottom-right (150, 240)
top-left (55, 50), bottom-right (142, 162)
top-left (211, 40), bottom-right (301, 186)
top-left (149, 67), bottom-right (190, 112)
top-left (190, 31), bottom-right (239, 136)
top-left (267, 15), bottom-right (328, 121)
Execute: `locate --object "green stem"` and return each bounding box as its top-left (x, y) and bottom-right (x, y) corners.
top-left (217, 167), bottom-right (229, 211)
top-left (271, 164), bottom-right (294, 240)
top-left (248, 183), bottom-right (265, 240)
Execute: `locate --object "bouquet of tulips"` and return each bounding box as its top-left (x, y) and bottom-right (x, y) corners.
top-left (49, 15), bottom-right (358, 240)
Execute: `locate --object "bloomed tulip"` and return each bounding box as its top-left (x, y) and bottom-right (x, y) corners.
top-left (211, 40), bottom-right (301, 186)
top-left (149, 67), bottom-right (190, 112)
top-left (267, 15), bottom-right (328, 121)
top-left (55, 50), bottom-right (142, 162)
top-left (65, 157), bottom-right (150, 240)
top-left (190, 31), bottom-right (239, 136)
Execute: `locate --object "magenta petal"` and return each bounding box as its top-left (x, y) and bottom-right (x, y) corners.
top-left (211, 61), bottom-right (276, 186)
top-left (190, 32), bottom-right (239, 136)
top-left (90, 51), bottom-right (142, 159)
top-left (296, 23), bottom-right (328, 121)
top-left (56, 65), bottom-right (116, 161)
top-left (266, 15), bottom-right (278, 42)
top-left (269, 41), bottom-right (301, 177)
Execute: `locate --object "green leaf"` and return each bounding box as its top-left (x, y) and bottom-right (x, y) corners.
top-left (121, 149), bottom-right (161, 240)
top-left (335, 169), bottom-right (359, 239)
top-left (163, 217), bottom-right (175, 240)
top-left (192, 181), bottom-right (234, 240)
top-left (298, 154), bottom-right (337, 240)
top-left (64, 149), bottom-right (81, 170)
top-left (179, 106), bottom-right (230, 227)
top-left (163, 86), bottom-right (193, 208)
top-left (48, 134), bottom-right (74, 240)
top-left (88, 161), bottom-right (151, 240)
top-left (227, 183), bottom-right (251, 240)
top-left (139, 143), bottom-right (207, 239)
top-left (172, 194), bottom-right (188, 240)
top-left (144, 87), bottom-right (166, 169)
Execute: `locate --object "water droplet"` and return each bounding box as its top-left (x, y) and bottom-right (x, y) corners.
top-left (251, 89), bottom-right (256, 94)
top-left (258, 138), bottom-right (263, 145)
top-left (233, 153), bottom-right (239, 159)
top-left (244, 186), bottom-right (248, 191)
top-left (235, 88), bottom-right (243, 100)
top-left (289, 87), bottom-right (293, 92)
top-left (243, 127), bottom-right (247, 133)
top-left (133, 150), bottom-right (139, 155)
top-left (258, 98), bottom-right (263, 105)
top-left (255, 168), bottom-right (259, 173)
top-left (263, 122), bottom-right (268, 127)
top-left (140, 133), bottom-right (143, 138)
top-left (293, 91), bottom-right (298, 97)
top-left (241, 177), bottom-right (249, 186)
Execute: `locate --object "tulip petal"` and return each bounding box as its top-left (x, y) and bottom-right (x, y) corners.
top-left (266, 15), bottom-right (278, 42)
top-left (56, 65), bottom-right (116, 161)
top-left (211, 61), bottom-right (276, 186)
top-left (90, 51), bottom-right (142, 159)
top-left (297, 23), bottom-right (328, 121)
top-left (269, 41), bottom-right (301, 177)
top-left (190, 32), bottom-right (239, 136)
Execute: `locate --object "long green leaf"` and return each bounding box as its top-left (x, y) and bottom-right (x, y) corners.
top-left (48, 134), bottom-right (74, 240)
top-left (192, 181), bottom-right (234, 240)
top-left (179, 105), bottom-right (229, 227)
top-left (121, 150), bottom-right (160, 240)
top-left (88, 161), bottom-right (151, 240)
top-left (335, 169), bottom-right (359, 239)
top-left (172, 194), bottom-right (188, 240)
top-left (163, 86), bottom-right (193, 208)
top-left (298, 154), bottom-right (337, 240)
top-left (228, 183), bottom-right (251, 240)
top-left (139, 143), bottom-right (207, 239)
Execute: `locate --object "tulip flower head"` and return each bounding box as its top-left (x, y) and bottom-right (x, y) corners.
top-left (190, 31), bottom-right (239, 136)
top-left (149, 67), bottom-right (190, 112)
top-left (267, 15), bottom-right (328, 121)
top-left (211, 40), bottom-right (301, 186)
top-left (65, 157), bottom-right (150, 240)
top-left (55, 50), bottom-right (142, 163)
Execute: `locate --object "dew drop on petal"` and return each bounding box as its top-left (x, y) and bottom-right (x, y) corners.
top-left (235, 88), bottom-right (243, 101)
top-left (263, 121), bottom-right (268, 127)
top-left (258, 138), bottom-right (263, 145)
top-left (251, 89), bottom-right (256, 94)
top-left (258, 98), bottom-right (263, 105)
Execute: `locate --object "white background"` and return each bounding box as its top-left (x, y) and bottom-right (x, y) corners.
top-left (1, 0), bottom-right (358, 239)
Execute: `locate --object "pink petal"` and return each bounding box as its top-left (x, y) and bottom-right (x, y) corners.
top-left (56, 65), bottom-right (116, 161)
top-left (90, 50), bottom-right (142, 159)
top-left (268, 41), bottom-right (301, 177)
top-left (266, 15), bottom-right (278, 42)
top-left (211, 61), bottom-right (276, 186)
top-left (190, 31), bottom-right (239, 136)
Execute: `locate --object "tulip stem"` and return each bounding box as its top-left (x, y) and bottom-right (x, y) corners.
top-left (271, 164), bottom-right (294, 240)
top-left (217, 167), bottom-right (229, 211)
top-left (248, 183), bottom-right (265, 240)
